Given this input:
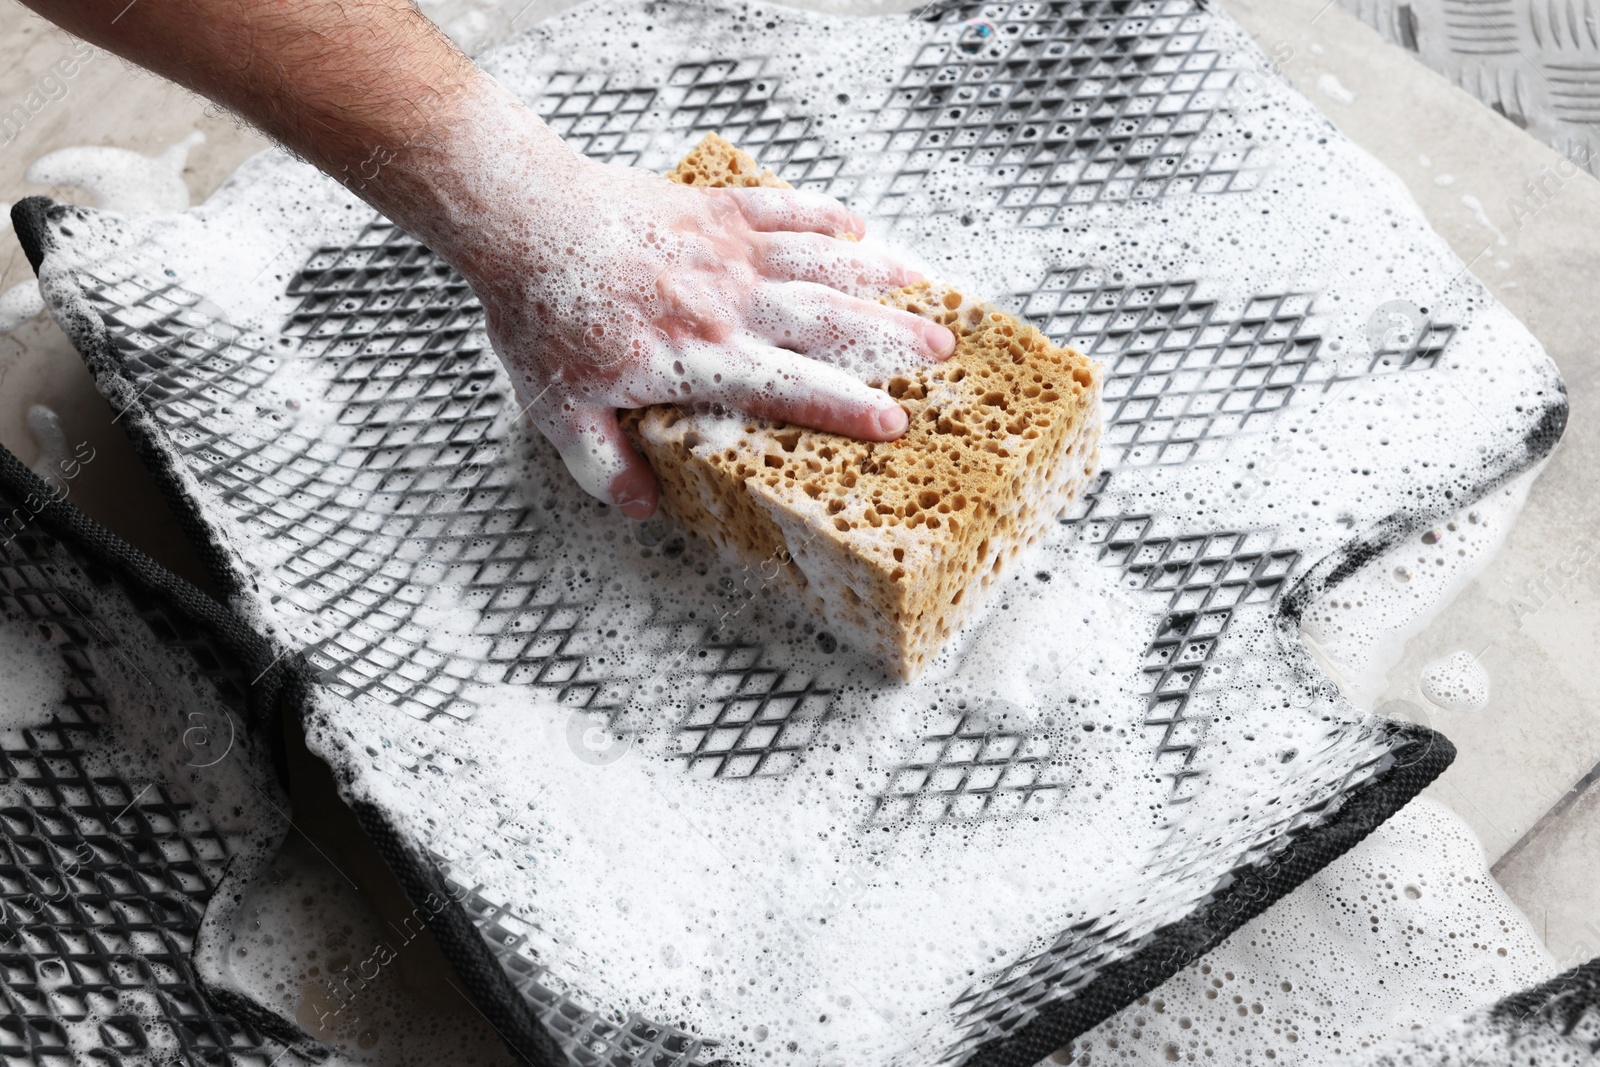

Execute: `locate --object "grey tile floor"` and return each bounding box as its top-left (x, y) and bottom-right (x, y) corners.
top-left (1, 0), bottom-right (1597, 1057)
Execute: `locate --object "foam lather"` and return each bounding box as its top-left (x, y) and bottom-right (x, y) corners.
top-left (3, 1), bottom-right (1574, 1065)
top-left (630, 135), bottom-right (1103, 678)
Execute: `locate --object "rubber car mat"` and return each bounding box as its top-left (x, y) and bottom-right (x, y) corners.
top-left (1354, 958), bottom-right (1600, 1065)
top-left (0, 445), bottom-right (321, 1065)
top-left (6, 0), bottom-right (1567, 1065)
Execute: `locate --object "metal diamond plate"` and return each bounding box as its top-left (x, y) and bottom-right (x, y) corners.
top-left (1340, 0), bottom-right (1600, 175)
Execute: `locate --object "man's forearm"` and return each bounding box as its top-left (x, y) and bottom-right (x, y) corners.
top-left (18, 0), bottom-right (944, 516)
top-left (21, 0), bottom-right (473, 176)
top-left (15, 0), bottom-right (569, 281)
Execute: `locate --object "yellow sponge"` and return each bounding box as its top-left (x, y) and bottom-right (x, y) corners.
top-left (623, 135), bottom-right (1103, 679)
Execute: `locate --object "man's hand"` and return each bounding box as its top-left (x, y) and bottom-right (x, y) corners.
top-left (469, 156), bottom-right (954, 516)
top-left (21, 0), bottom-right (955, 518)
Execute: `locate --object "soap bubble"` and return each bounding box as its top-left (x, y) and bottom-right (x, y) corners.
top-left (957, 18), bottom-right (997, 54)
top-left (1419, 650), bottom-right (1490, 712)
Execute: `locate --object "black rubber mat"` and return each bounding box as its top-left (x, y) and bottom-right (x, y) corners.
top-left (1359, 957), bottom-right (1600, 1065)
top-left (0, 446), bottom-right (311, 1064)
top-left (5, 0), bottom-right (1568, 1065)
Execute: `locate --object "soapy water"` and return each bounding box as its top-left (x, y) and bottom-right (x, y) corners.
top-left (12, 0), bottom-right (1572, 1063)
top-left (26, 402), bottom-right (68, 481)
top-left (0, 202), bottom-right (38, 333)
top-left (1055, 799), bottom-right (1554, 1065)
top-left (1419, 650), bottom-right (1491, 714)
top-left (0, 280), bottom-right (45, 332)
top-left (26, 131), bottom-right (202, 214)
top-left (224, 834), bottom-right (519, 1066)
top-left (0, 596), bottom-right (79, 731)
top-left (1317, 72), bottom-right (1357, 104)
top-left (1299, 469), bottom-right (1535, 708)
top-left (2, 134), bottom-right (201, 334)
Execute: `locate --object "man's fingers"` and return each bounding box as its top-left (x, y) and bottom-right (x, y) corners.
top-left (751, 231), bottom-right (924, 296)
top-left (543, 404), bottom-right (660, 519)
top-left (749, 281), bottom-right (955, 366)
top-left (723, 186), bottom-right (866, 238)
top-left (688, 339), bottom-right (911, 441)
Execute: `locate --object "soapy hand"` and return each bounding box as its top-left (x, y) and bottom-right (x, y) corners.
top-left (15, 0), bottom-right (950, 521)
top-left (466, 155), bottom-right (957, 519)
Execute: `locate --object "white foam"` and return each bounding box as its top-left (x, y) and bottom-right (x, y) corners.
top-left (0, 606), bottom-right (75, 731)
top-left (222, 835), bottom-right (519, 1065)
top-left (26, 403), bottom-right (68, 480)
top-left (1317, 73), bottom-right (1356, 104)
top-left (1460, 193), bottom-right (1509, 247)
top-left (317, 549), bottom-right (1171, 1063)
top-left (1419, 650), bottom-right (1491, 713)
top-left (26, 131), bottom-right (203, 214)
top-left (1299, 467), bottom-right (1535, 708)
top-left (1057, 799), bottom-right (1555, 1065)
top-left (0, 281), bottom-right (45, 332)
top-left (19, 2), bottom-right (1568, 1062)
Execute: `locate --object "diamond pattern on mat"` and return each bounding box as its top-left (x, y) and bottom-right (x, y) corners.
top-left (890, 0), bottom-right (1259, 223)
top-left (0, 538), bottom-right (269, 1065)
top-left (941, 720), bottom-right (1398, 1063)
top-left (446, 864), bottom-right (718, 1067)
top-left (673, 640), bottom-right (833, 779)
top-left (524, 0), bottom-right (1258, 226)
top-left (76, 252), bottom-right (501, 721)
top-left (1363, 315), bottom-right (1456, 376)
top-left (74, 241), bottom-right (599, 721)
top-left (75, 234), bottom-right (829, 753)
top-left (662, 59), bottom-right (790, 147)
top-left (533, 57), bottom-right (842, 188)
top-left (1010, 271), bottom-right (1321, 468)
top-left (868, 704), bottom-right (1064, 825)
top-left (1065, 504), bottom-right (1299, 799)
top-left (867, 508), bottom-right (1299, 826)
top-left (536, 71), bottom-right (661, 166)
top-left (946, 916), bottom-right (1142, 1060)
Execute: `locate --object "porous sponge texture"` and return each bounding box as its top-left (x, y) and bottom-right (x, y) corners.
top-left (665, 132), bottom-right (787, 188)
top-left (625, 134), bottom-right (1103, 679)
